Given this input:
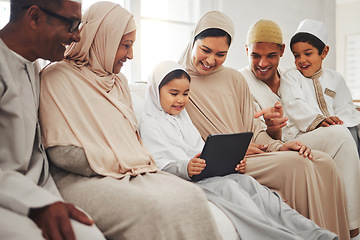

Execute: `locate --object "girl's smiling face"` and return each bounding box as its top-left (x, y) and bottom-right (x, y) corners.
top-left (291, 41), bottom-right (328, 77)
top-left (191, 36), bottom-right (229, 76)
top-left (159, 77), bottom-right (190, 115)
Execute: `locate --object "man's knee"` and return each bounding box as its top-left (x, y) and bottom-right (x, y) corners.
top-left (0, 207), bottom-right (44, 240)
top-left (310, 150), bottom-right (338, 172)
top-left (71, 219), bottom-right (106, 240)
top-left (317, 125), bottom-right (356, 147)
top-left (279, 150), bottom-right (334, 172)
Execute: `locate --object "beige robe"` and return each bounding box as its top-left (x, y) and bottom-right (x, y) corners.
top-left (179, 11), bottom-right (349, 239)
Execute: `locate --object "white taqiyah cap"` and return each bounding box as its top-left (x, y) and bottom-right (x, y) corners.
top-left (295, 19), bottom-right (327, 45)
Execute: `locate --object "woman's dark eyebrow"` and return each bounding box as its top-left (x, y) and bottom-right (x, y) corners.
top-left (201, 45), bottom-right (227, 54)
top-left (201, 45), bottom-right (212, 51)
top-left (169, 89), bottom-right (180, 92)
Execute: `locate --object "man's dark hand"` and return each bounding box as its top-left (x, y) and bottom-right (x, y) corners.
top-left (29, 201), bottom-right (93, 240)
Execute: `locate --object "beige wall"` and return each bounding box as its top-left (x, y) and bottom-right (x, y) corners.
top-left (336, 1), bottom-right (360, 76)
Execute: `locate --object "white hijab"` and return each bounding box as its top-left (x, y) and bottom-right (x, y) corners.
top-left (140, 61), bottom-right (204, 169)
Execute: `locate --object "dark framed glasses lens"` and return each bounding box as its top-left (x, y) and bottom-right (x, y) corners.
top-left (70, 20), bottom-right (81, 33)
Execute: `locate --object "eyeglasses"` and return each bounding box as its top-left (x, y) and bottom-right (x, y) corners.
top-left (22, 5), bottom-right (81, 33)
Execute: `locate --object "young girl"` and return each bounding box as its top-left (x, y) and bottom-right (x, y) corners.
top-left (281, 19), bottom-right (360, 157)
top-left (139, 60), bottom-right (337, 240)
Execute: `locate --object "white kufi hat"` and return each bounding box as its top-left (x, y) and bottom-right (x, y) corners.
top-left (295, 19), bottom-right (327, 45)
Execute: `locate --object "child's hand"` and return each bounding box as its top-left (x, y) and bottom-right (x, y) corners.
top-left (188, 153), bottom-right (206, 177)
top-left (235, 158), bottom-right (247, 174)
top-left (320, 116), bottom-right (343, 127)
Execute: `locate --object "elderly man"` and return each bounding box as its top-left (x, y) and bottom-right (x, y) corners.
top-left (0, 0), bottom-right (105, 239)
top-left (239, 19), bottom-right (360, 239)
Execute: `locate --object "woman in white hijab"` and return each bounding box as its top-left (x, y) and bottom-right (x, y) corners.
top-left (178, 11), bottom-right (349, 239)
top-left (140, 60), bottom-right (337, 240)
top-left (39, 2), bottom-right (221, 240)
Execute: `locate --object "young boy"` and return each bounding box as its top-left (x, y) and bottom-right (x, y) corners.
top-left (280, 19), bottom-right (360, 156)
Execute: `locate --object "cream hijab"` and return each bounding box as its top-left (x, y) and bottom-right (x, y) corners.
top-left (179, 11), bottom-right (234, 77)
top-left (40, 2), bottom-right (157, 178)
top-left (140, 61), bottom-right (204, 169)
top-left (179, 11), bottom-right (281, 150)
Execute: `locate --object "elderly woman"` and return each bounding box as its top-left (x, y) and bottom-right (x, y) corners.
top-left (178, 11), bottom-right (349, 239)
top-left (39, 2), bottom-right (221, 239)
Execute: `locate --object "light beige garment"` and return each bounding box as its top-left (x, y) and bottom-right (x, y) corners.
top-left (0, 39), bottom-right (60, 216)
top-left (308, 69), bottom-right (330, 131)
top-left (40, 2), bottom-right (157, 178)
top-left (40, 3), bottom-right (222, 240)
top-left (179, 11), bottom-right (349, 239)
top-left (50, 163), bottom-right (221, 240)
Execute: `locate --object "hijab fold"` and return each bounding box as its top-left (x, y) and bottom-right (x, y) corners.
top-left (40, 2), bottom-right (157, 178)
top-left (65, 2), bottom-right (136, 92)
top-left (179, 11), bottom-right (234, 77)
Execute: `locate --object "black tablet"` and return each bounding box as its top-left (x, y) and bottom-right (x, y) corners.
top-left (191, 132), bottom-right (253, 182)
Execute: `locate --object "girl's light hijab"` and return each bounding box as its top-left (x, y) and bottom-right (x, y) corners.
top-left (40, 2), bottom-right (157, 178)
top-left (178, 11), bottom-right (234, 76)
top-left (144, 60), bottom-right (188, 117)
top-left (141, 61), bottom-right (204, 169)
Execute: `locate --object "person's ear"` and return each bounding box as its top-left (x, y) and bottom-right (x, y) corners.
top-left (321, 45), bottom-right (329, 59)
top-left (279, 44), bottom-right (285, 57)
top-left (26, 5), bottom-right (43, 30)
top-left (245, 45), bottom-right (249, 56)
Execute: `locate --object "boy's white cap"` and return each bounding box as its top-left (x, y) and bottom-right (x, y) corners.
top-left (69, 0), bottom-right (82, 3)
top-left (295, 19), bottom-right (327, 45)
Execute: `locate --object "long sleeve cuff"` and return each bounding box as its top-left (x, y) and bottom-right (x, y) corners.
top-left (306, 114), bottom-right (326, 132)
top-left (162, 161), bottom-right (191, 181)
top-left (254, 130), bottom-right (284, 152)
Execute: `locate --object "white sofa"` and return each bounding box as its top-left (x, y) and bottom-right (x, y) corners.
top-left (129, 82), bottom-right (238, 240)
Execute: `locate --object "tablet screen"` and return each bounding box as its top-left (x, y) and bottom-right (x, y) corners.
top-left (191, 132), bottom-right (253, 182)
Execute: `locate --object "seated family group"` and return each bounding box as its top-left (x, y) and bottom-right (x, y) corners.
top-left (0, 0), bottom-right (359, 239)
